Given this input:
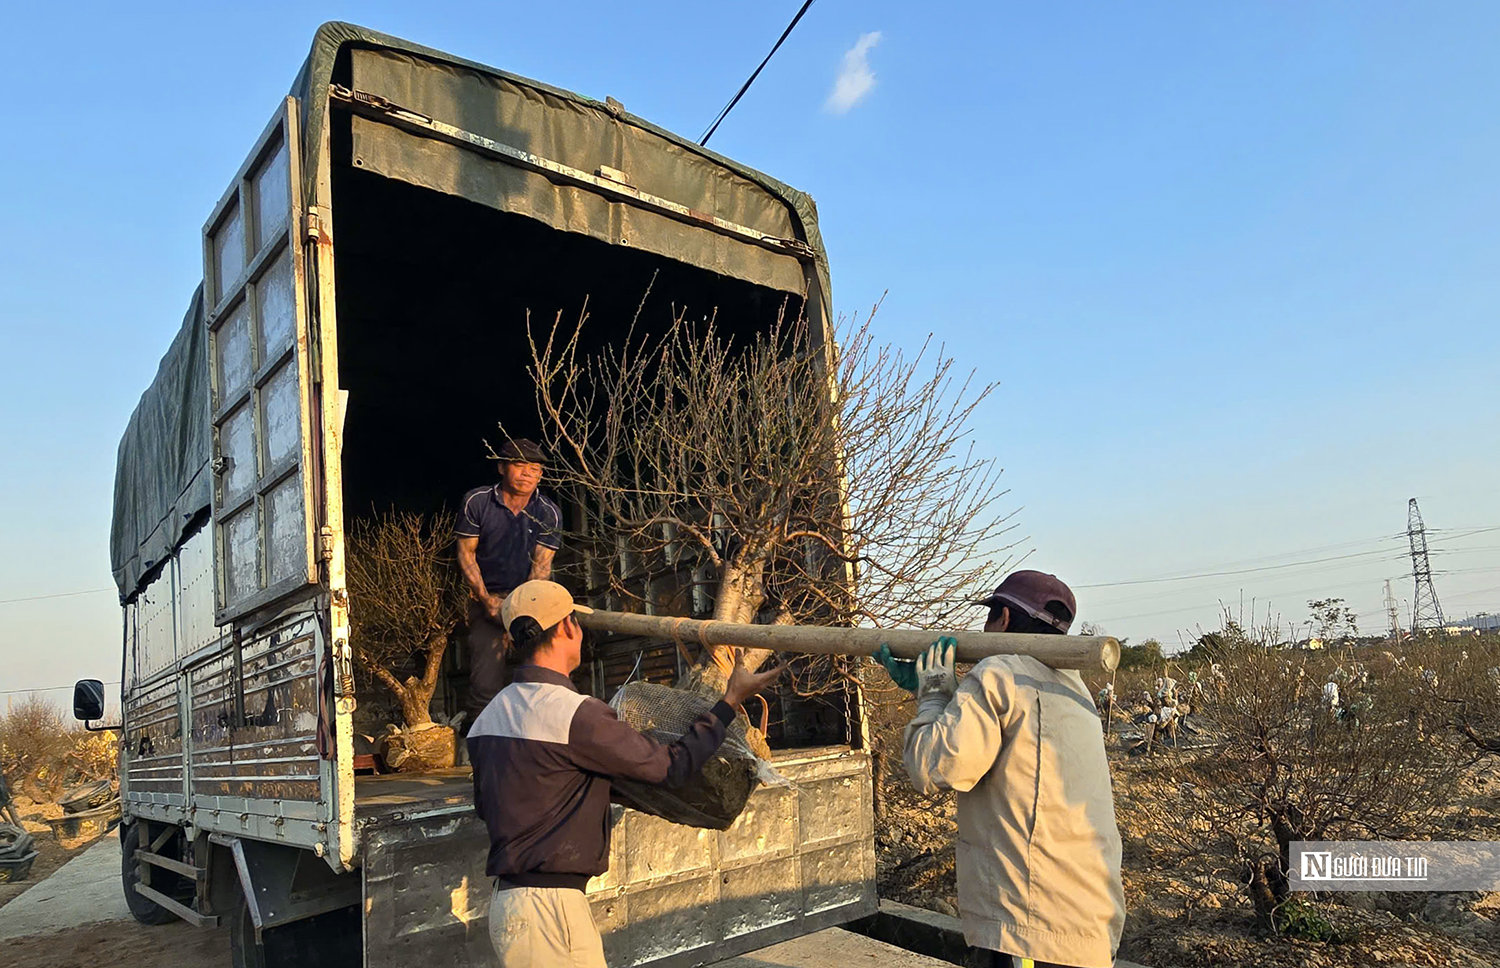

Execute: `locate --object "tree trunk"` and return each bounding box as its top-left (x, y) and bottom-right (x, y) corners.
top-left (363, 630), bottom-right (451, 728)
top-left (1247, 854), bottom-right (1283, 930)
top-left (397, 683), bottom-right (435, 727)
top-left (871, 742), bottom-right (888, 822)
top-left (1258, 811), bottom-right (1301, 925)
top-left (680, 556), bottom-right (776, 696)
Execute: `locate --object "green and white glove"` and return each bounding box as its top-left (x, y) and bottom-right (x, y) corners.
top-left (873, 643), bottom-right (918, 692)
top-left (915, 636), bottom-right (958, 715)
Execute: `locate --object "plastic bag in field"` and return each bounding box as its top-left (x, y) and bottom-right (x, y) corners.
top-left (608, 681), bottom-right (788, 829)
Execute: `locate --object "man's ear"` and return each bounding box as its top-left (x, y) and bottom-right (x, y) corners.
top-left (998, 606), bottom-right (1010, 632)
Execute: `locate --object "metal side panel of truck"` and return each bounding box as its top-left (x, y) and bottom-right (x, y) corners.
top-left (99, 21), bottom-right (872, 968)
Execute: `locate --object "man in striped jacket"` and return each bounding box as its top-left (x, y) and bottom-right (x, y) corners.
top-left (468, 580), bottom-right (785, 968)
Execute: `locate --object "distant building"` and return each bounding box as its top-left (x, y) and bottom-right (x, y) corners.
top-left (1447, 613), bottom-right (1500, 634)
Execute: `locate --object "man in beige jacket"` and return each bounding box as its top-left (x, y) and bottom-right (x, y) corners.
top-left (877, 571), bottom-right (1125, 968)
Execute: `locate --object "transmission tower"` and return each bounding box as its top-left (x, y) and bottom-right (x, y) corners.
top-left (1383, 579), bottom-right (1402, 642)
top-left (1407, 498), bottom-right (1444, 632)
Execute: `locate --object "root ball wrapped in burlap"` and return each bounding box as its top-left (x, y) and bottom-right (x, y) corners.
top-left (608, 682), bottom-right (787, 829)
top-left (378, 722), bottom-right (456, 772)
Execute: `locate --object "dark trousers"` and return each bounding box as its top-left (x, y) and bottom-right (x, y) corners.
top-left (464, 599), bottom-right (510, 728)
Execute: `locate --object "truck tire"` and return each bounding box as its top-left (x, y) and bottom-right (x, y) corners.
top-left (120, 822), bottom-right (188, 925)
top-left (230, 887), bottom-right (361, 968)
top-left (228, 894), bottom-right (268, 968)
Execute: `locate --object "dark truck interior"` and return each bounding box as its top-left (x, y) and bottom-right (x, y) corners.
top-left (328, 138), bottom-right (855, 770)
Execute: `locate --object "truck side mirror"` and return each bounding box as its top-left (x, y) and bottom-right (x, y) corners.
top-left (73, 679), bottom-right (106, 722)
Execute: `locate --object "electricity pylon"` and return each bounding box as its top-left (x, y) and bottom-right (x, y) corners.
top-left (1407, 498), bottom-right (1444, 633)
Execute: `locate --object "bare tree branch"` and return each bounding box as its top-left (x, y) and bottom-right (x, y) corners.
top-left (346, 509), bottom-right (467, 726)
top-left (509, 294), bottom-right (1019, 699)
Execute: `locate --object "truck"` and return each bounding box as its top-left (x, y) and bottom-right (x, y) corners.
top-left (77, 22), bottom-right (873, 968)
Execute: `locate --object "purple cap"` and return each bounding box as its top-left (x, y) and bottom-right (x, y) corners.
top-left (977, 570), bottom-right (1076, 633)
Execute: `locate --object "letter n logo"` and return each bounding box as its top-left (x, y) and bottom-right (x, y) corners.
top-left (1302, 851), bottom-right (1330, 880)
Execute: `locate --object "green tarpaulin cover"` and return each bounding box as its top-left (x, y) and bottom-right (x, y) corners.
top-left (111, 21), bottom-right (832, 601)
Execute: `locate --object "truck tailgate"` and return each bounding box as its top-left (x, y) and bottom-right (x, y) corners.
top-left (361, 749), bottom-right (875, 968)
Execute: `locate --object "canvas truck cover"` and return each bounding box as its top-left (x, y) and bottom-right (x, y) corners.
top-left (110, 21), bottom-right (833, 601)
top-left (110, 288), bottom-right (211, 599)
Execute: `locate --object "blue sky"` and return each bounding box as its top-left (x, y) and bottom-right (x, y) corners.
top-left (2, 2), bottom-right (1497, 701)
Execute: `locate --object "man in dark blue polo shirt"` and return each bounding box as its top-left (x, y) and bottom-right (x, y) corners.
top-left (456, 438), bottom-right (563, 726)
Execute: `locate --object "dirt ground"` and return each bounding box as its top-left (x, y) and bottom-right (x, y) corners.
top-left (5, 920), bottom-right (227, 968)
top-left (873, 715), bottom-right (1500, 968)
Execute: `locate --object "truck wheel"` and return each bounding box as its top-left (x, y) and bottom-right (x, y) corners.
top-left (230, 890), bottom-right (361, 968)
top-left (228, 893), bottom-right (268, 968)
top-left (120, 822), bottom-right (187, 925)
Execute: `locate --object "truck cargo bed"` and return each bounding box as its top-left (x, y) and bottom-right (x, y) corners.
top-left (355, 768), bottom-right (473, 823)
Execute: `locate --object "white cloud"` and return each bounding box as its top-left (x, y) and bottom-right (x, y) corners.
top-left (825, 32), bottom-right (882, 114)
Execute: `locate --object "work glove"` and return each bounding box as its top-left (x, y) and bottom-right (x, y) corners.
top-left (915, 636), bottom-right (958, 716)
top-left (872, 643), bottom-right (918, 692)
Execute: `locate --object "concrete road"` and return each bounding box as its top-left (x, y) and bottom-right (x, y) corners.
top-left (0, 829), bottom-right (131, 941)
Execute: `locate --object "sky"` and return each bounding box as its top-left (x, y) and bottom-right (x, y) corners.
top-left (2, 1), bottom-right (1497, 704)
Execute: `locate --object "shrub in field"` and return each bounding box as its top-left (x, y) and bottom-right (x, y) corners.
top-left (1141, 615), bottom-right (1466, 934)
top-left (0, 694), bottom-right (82, 799)
top-left (67, 729), bottom-right (120, 783)
top-left (1405, 634), bottom-right (1500, 754)
top-left (1116, 638), bottom-right (1164, 672)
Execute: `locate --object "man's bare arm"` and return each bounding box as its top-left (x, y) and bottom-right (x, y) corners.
top-left (530, 545), bottom-right (556, 581)
top-left (457, 536), bottom-right (503, 617)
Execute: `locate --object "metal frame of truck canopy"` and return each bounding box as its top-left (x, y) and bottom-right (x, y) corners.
top-left (106, 21), bottom-right (871, 965)
top-left (112, 19), bottom-right (836, 612)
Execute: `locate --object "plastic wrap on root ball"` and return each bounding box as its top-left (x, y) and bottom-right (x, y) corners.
top-left (608, 681), bottom-right (789, 830)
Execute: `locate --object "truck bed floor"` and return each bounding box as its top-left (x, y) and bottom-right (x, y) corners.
top-left (355, 768), bottom-right (473, 822)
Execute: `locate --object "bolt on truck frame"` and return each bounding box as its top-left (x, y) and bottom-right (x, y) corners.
top-left (84, 22), bottom-right (874, 968)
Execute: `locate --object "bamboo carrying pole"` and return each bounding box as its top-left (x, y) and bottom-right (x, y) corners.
top-left (577, 609), bottom-right (1120, 673)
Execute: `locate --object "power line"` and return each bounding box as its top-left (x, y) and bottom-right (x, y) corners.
top-left (1, 680), bottom-right (120, 697)
top-left (1425, 544), bottom-right (1500, 556)
top-left (1078, 523), bottom-right (1500, 594)
top-left (1444, 583), bottom-right (1500, 603)
top-left (0, 587), bottom-right (114, 606)
top-left (1075, 546), bottom-right (1404, 590)
top-left (699, 0), bottom-right (817, 146)
top-left (1086, 554), bottom-right (1409, 612)
top-left (1426, 525), bottom-right (1500, 538)
top-left (1087, 572), bottom-right (1392, 625)
top-left (1092, 533), bottom-right (1405, 581)
top-left (1086, 556), bottom-right (1500, 628)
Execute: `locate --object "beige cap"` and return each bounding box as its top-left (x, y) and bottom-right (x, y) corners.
top-left (501, 580), bottom-right (593, 634)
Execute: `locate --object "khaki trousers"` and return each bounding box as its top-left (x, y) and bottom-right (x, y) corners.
top-left (488, 885), bottom-right (606, 968)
